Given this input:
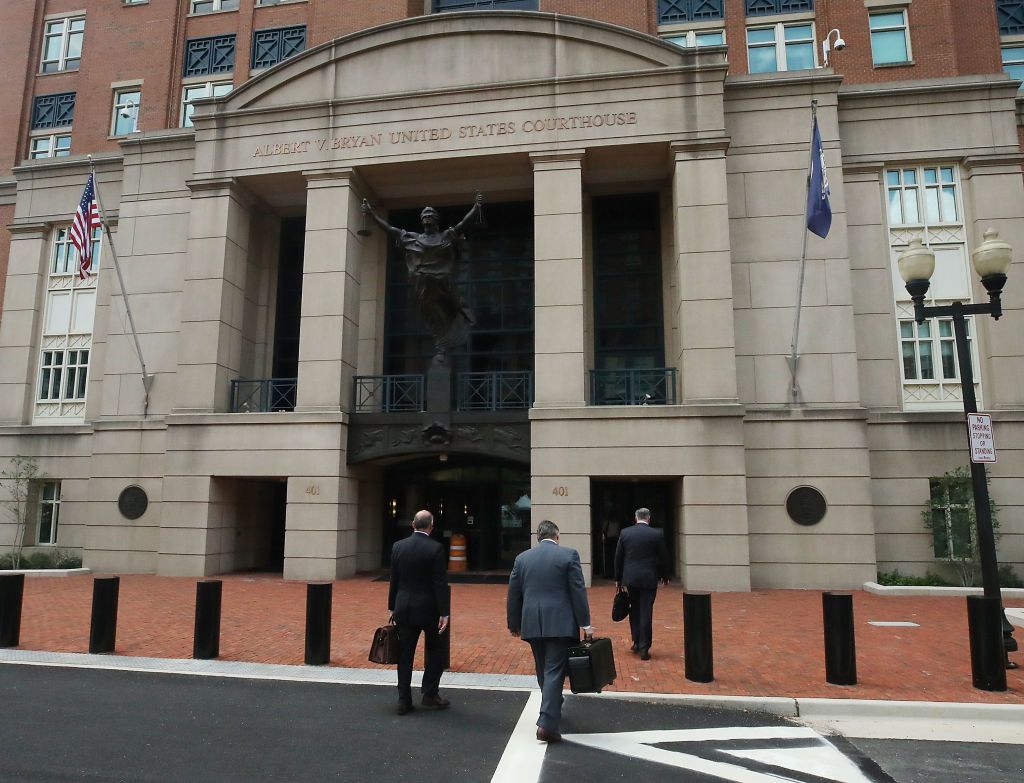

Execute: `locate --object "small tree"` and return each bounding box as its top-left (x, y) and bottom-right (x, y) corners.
top-left (922, 466), bottom-right (999, 587)
top-left (1, 456), bottom-right (40, 569)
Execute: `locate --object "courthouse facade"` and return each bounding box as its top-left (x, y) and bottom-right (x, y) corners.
top-left (1, 1), bottom-right (1023, 589)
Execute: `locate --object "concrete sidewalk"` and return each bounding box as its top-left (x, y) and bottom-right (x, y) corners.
top-left (5, 573), bottom-right (1022, 704)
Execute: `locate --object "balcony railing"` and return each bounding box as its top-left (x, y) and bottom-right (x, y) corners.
top-left (457, 371), bottom-right (533, 411)
top-left (589, 368), bottom-right (678, 406)
top-left (353, 374), bottom-right (425, 413)
top-left (230, 378), bottom-right (297, 412)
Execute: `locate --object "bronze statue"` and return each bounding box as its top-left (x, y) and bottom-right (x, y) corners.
top-left (362, 194), bottom-right (483, 362)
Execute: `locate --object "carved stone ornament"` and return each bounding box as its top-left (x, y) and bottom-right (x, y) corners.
top-left (422, 422), bottom-right (453, 446)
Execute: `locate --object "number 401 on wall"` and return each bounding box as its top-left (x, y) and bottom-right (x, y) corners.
top-left (551, 486), bottom-right (569, 497)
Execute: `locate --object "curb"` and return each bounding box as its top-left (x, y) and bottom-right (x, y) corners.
top-left (0, 567), bottom-right (91, 578)
top-left (863, 581), bottom-right (1024, 599)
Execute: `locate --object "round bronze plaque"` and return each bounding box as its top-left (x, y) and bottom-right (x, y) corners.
top-left (118, 485), bottom-right (148, 520)
top-left (786, 485), bottom-right (827, 526)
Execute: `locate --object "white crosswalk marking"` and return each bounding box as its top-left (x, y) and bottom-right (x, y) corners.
top-left (491, 691), bottom-right (546, 783)
top-left (561, 726), bottom-right (876, 783)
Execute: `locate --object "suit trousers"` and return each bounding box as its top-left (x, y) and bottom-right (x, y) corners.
top-left (627, 586), bottom-right (657, 651)
top-left (528, 637), bottom-right (576, 733)
top-left (397, 622), bottom-right (445, 705)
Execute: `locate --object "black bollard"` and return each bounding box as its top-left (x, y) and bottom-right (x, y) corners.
top-left (304, 582), bottom-right (332, 666)
top-left (89, 576), bottom-right (120, 654)
top-left (193, 580), bottom-right (223, 660)
top-left (0, 573), bottom-right (26, 648)
top-left (822, 592), bottom-right (857, 685)
top-left (683, 591), bottom-right (714, 683)
top-left (967, 595), bottom-right (1007, 691)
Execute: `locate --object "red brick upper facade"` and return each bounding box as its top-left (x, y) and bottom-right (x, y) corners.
top-left (0, 0), bottom-right (1014, 175)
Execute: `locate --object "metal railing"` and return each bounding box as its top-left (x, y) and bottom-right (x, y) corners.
top-left (589, 368), bottom-right (678, 406)
top-left (230, 378), bottom-right (297, 413)
top-left (353, 374), bottom-right (425, 413)
top-left (457, 371), bottom-right (533, 411)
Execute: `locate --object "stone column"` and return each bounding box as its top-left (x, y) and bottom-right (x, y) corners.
top-left (0, 224), bottom-right (48, 423)
top-left (283, 472), bottom-right (359, 581)
top-left (670, 140), bottom-right (739, 404)
top-left (295, 169), bottom-right (367, 412)
top-left (531, 151), bottom-right (586, 408)
top-left (174, 178), bottom-right (253, 413)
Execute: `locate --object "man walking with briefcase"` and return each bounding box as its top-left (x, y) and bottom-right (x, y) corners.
top-left (507, 520), bottom-right (593, 743)
top-left (388, 510), bottom-right (450, 715)
top-left (614, 507), bottom-right (669, 661)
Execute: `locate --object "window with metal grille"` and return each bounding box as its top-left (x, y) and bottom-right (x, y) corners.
top-left (746, 0), bottom-right (813, 16)
top-left (433, 0), bottom-right (538, 11)
top-left (31, 93), bottom-right (76, 130)
top-left (658, 0), bottom-right (724, 24)
top-left (997, 0), bottom-right (1024, 34)
top-left (251, 26), bottom-right (306, 69)
top-left (183, 35), bottom-right (236, 77)
top-left (929, 473), bottom-right (974, 560)
top-left (41, 16), bottom-right (84, 73)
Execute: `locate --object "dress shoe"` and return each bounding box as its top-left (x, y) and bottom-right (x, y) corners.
top-left (396, 701), bottom-right (413, 715)
top-left (640, 648), bottom-right (651, 661)
top-left (536, 727), bottom-right (562, 743)
top-left (421, 695), bottom-right (451, 710)
top-left (630, 643), bottom-right (640, 653)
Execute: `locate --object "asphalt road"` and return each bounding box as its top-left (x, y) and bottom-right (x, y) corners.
top-left (0, 664), bottom-right (1020, 783)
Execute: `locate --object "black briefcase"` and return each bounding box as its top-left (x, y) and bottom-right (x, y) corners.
top-left (567, 636), bottom-right (616, 694)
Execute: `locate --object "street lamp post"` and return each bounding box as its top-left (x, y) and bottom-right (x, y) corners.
top-left (897, 229), bottom-right (1018, 691)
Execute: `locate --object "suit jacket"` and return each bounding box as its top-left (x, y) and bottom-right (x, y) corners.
top-left (507, 541), bottom-right (591, 640)
top-left (388, 531), bottom-right (450, 626)
top-left (614, 522), bottom-right (669, 590)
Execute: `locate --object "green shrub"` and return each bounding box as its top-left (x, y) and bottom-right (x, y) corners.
top-left (999, 564), bottom-right (1024, 589)
top-left (23, 551), bottom-right (55, 569)
top-left (0, 553), bottom-right (18, 569)
top-left (877, 569), bottom-right (954, 587)
top-left (54, 550), bottom-right (82, 569)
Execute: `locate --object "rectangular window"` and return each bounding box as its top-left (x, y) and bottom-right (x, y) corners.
top-left (31, 92), bottom-right (76, 130)
top-left (658, 0), bottom-right (724, 24)
top-left (432, 0), bottom-right (538, 10)
top-left (747, 22), bottom-right (814, 73)
top-left (181, 81), bottom-right (233, 128)
top-left (30, 134), bottom-right (72, 159)
top-left (37, 481), bottom-right (62, 546)
top-left (665, 30), bottom-right (726, 48)
top-left (887, 166), bottom-right (958, 226)
top-left (251, 26), bottom-right (307, 69)
top-left (870, 10), bottom-right (910, 65)
top-left (899, 317), bottom-right (972, 382)
top-left (111, 88), bottom-right (141, 136)
top-left (190, 0), bottom-right (239, 13)
top-left (41, 16), bottom-right (85, 73)
top-left (1001, 45), bottom-right (1024, 87)
top-left (183, 35), bottom-right (236, 78)
top-left (998, 0), bottom-right (1024, 35)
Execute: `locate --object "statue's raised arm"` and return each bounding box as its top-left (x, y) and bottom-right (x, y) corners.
top-left (361, 199), bottom-right (401, 237)
top-left (451, 193), bottom-right (484, 235)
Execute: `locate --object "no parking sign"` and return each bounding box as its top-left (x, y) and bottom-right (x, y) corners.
top-left (968, 413), bottom-right (997, 463)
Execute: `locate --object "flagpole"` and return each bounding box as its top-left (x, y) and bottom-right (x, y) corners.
top-left (88, 156), bottom-right (154, 415)
top-left (786, 100), bottom-right (819, 405)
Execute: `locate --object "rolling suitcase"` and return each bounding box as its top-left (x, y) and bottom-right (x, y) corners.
top-left (567, 636), bottom-right (616, 694)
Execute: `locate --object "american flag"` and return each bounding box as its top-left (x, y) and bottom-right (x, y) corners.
top-left (71, 174), bottom-right (102, 279)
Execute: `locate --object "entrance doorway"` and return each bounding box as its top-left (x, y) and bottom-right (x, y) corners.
top-left (382, 457), bottom-right (531, 571)
top-left (590, 480), bottom-right (676, 579)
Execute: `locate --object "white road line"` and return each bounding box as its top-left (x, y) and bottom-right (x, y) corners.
top-left (491, 691), bottom-right (546, 783)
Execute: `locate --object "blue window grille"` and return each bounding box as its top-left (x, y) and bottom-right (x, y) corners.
top-left (998, 0), bottom-right (1024, 34)
top-left (589, 368), bottom-right (678, 406)
top-left (433, 0), bottom-right (538, 11)
top-left (183, 34), bottom-right (236, 77)
top-left (31, 93), bottom-right (76, 130)
top-left (457, 371), bottom-right (533, 411)
top-left (252, 26), bottom-right (306, 69)
top-left (746, 0), bottom-right (813, 16)
top-left (353, 375), bottom-right (425, 413)
top-left (230, 378), bottom-right (297, 412)
top-left (658, 0), bottom-right (724, 24)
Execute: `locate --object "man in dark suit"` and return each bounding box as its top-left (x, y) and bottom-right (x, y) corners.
top-left (507, 520), bottom-right (592, 743)
top-left (388, 509), bottom-right (450, 715)
top-left (614, 507), bottom-right (669, 661)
